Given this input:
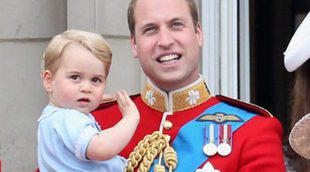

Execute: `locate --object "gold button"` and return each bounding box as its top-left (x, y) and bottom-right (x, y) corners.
top-left (163, 120), bottom-right (173, 130)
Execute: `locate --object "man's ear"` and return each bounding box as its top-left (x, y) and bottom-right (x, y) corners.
top-left (195, 22), bottom-right (204, 47)
top-left (41, 70), bottom-right (53, 92)
top-left (130, 34), bottom-right (138, 58)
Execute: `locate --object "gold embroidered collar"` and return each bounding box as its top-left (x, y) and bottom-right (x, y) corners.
top-left (141, 76), bottom-right (211, 112)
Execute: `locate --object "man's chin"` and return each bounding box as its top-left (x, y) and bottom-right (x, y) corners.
top-left (152, 78), bottom-right (186, 91)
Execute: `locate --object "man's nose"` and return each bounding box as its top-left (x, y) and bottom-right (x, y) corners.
top-left (158, 28), bottom-right (174, 48)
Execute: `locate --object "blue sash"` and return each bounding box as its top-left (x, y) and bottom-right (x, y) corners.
top-left (150, 101), bottom-right (256, 172)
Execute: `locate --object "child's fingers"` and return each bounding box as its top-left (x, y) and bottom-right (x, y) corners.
top-left (116, 90), bottom-right (140, 118)
top-left (121, 90), bottom-right (131, 104)
top-left (119, 91), bottom-right (132, 104)
top-left (116, 91), bottom-right (128, 107)
top-left (101, 93), bottom-right (116, 102)
top-left (116, 92), bottom-right (124, 105)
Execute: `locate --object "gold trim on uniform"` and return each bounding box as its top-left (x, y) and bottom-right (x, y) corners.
top-left (141, 76), bottom-right (211, 112)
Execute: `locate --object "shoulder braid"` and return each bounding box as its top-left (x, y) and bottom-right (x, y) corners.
top-left (125, 131), bottom-right (178, 172)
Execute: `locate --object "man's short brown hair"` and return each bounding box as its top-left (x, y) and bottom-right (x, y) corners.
top-left (127, 0), bottom-right (199, 36)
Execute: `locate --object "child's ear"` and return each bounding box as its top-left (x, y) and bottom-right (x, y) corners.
top-left (41, 70), bottom-right (53, 92)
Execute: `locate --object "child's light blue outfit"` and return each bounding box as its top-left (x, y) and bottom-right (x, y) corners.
top-left (37, 105), bottom-right (126, 172)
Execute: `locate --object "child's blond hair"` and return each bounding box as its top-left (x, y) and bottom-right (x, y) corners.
top-left (42, 30), bottom-right (112, 76)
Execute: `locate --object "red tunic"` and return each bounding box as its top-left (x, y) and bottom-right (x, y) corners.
top-left (92, 78), bottom-right (285, 172)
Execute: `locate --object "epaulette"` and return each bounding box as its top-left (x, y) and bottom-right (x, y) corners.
top-left (216, 95), bottom-right (273, 117)
top-left (96, 94), bottom-right (140, 110)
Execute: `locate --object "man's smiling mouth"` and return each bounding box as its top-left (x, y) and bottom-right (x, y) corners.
top-left (157, 54), bottom-right (181, 64)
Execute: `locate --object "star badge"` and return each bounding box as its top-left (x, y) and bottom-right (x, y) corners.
top-left (195, 162), bottom-right (220, 172)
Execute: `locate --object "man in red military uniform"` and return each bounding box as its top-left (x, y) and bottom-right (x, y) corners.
top-left (92, 0), bottom-right (286, 171)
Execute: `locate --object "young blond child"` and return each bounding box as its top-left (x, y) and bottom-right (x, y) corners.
top-left (37, 30), bottom-right (140, 171)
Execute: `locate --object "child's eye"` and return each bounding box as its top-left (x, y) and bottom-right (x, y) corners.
top-left (70, 75), bottom-right (80, 80)
top-left (92, 77), bottom-right (102, 83)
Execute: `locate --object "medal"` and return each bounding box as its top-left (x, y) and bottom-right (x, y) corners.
top-left (218, 142), bottom-right (231, 156)
top-left (203, 124), bottom-right (218, 156)
top-left (218, 124), bottom-right (232, 156)
top-left (203, 142), bottom-right (217, 156)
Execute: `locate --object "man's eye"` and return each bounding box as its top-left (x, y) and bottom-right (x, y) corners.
top-left (144, 27), bottom-right (156, 34)
top-left (172, 22), bottom-right (184, 29)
